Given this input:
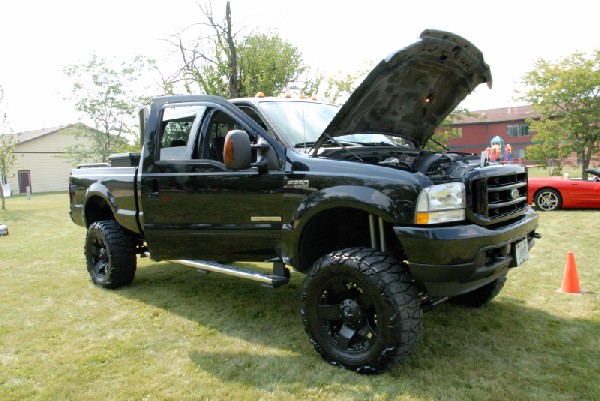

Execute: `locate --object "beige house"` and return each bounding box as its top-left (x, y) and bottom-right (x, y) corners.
top-left (3, 124), bottom-right (97, 195)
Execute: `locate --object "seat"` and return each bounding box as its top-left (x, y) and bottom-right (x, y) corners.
top-left (169, 139), bottom-right (187, 147)
top-left (213, 137), bottom-right (225, 160)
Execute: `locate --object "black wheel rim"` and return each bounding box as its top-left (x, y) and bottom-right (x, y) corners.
top-left (89, 236), bottom-right (109, 279)
top-left (316, 277), bottom-right (379, 353)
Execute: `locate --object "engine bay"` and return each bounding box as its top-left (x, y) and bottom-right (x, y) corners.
top-left (320, 146), bottom-right (482, 182)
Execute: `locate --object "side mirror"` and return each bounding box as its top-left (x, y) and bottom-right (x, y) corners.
top-left (223, 130), bottom-right (252, 170)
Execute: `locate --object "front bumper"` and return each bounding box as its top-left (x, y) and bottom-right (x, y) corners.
top-left (394, 208), bottom-right (539, 297)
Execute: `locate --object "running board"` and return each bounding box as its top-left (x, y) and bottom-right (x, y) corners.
top-left (172, 259), bottom-right (290, 288)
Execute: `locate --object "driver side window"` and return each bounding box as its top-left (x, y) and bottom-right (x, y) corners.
top-left (158, 105), bottom-right (206, 161)
top-left (201, 109), bottom-right (245, 162)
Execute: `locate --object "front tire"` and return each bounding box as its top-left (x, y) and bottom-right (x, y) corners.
top-left (534, 188), bottom-right (562, 211)
top-left (85, 220), bottom-right (137, 288)
top-left (301, 247), bottom-right (422, 373)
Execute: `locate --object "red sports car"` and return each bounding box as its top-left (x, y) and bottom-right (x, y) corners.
top-left (528, 168), bottom-right (600, 211)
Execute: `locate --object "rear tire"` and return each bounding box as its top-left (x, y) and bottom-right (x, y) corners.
top-left (301, 247), bottom-right (422, 373)
top-left (449, 274), bottom-right (507, 307)
top-left (85, 220), bottom-right (137, 288)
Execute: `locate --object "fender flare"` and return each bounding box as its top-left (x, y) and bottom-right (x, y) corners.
top-left (284, 185), bottom-right (415, 267)
top-left (293, 185), bottom-right (400, 223)
top-left (83, 183), bottom-right (122, 227)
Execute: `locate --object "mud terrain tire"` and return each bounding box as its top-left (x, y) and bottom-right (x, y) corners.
top-left (301, 247), bottom-right (422, 373)
top-left (85, 220), bottom-right (137, 288)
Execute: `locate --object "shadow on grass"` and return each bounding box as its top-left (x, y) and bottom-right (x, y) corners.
top-left (116, 261), bottom-right (599, 399)
top-left (119, 261), bottom-right (305, 352)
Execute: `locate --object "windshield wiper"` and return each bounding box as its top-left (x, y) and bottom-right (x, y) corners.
top-left (308, 134), bottom-right (363, 162)
top-left (353, 141), bottom-right (395, 146)
top-left (425, 137), bottom-right (451, 152)
top-left (295, 139), bottom-right (356, 148)
top-left (294, 141), bottom-right (317, 148)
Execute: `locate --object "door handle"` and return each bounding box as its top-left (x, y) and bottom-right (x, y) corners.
top-left (145, 178), bottom-right (159, 198)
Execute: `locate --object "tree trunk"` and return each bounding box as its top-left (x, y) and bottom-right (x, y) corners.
top-left (225, 1), bottom-right (238, 98)
top-left (1, 182), bottom-right (5, 210)
top-left (581, 143), bottom-right (593, 180)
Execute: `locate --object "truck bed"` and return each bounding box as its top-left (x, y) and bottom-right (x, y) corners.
top-left (69, 166), bottom-right (141, 234)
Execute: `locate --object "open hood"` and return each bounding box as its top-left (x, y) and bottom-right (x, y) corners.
top-left (320, 29), bottom-right (492, 149)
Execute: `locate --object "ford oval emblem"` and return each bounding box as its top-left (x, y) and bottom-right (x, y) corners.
top-left (510, 188), bottom-right (520, 200)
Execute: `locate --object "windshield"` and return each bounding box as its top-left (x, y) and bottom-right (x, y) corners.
top-left (258, 101), bottom-right (339, 146)
top-left (257, 100), bottom-right (415, 150)
top-left (329, 133), bottom-right (407, 146)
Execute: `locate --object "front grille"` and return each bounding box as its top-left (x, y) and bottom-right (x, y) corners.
top-left (468, 170), bottom-right (529, 226)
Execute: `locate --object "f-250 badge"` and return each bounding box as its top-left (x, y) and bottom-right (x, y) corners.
top-left (285, 179), bottom-right (310, 189)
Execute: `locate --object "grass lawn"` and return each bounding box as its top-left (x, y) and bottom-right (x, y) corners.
top-left (1, 193), bottom-right (599, 401)
top-left (527, 165), bottom-right (586, 178)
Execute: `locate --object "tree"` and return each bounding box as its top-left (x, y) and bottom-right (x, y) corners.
top-left (237, 33), bottom-right (311, 97)
top-left (165, 1), bottom-right (322, 98)
top-left (520, 118), bottom-right (572, 175)
top-left (424, 108), bottom-right (478, 152)
top-left (0, 85), bottom-right (19, 209)
top-left (321, 66), bottom-right (372, 104)
top-left (0, 133), bottom-right (18, 210)
top-left (518, 50), bottom-right (600, 179)
top-left (58, 123), bottom-right (131, 166)
top-left (63, 54), bottom-right (154, 163)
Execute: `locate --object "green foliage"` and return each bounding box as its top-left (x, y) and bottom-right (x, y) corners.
top-left (523, 117), bottom-right (573, 168)
top-left (237, 33), bottom-right (308, 97)
top-left (0, 85), bottom-right (8, 134)
top-left (424, 108), bottom-right (478, 151)
top-left (0, 133), bottom-right (18, 183)
top-left (0, 134), bottom-right (19, 210)
top-left (519, 50), bottom-right (600, 178)
top-left (322, 66), bottom-right (371, 104)
top-left (0, 86), bottom-right (18, 209)
top-left (58, 123), bottom-right (130, 165)
top-left (63, 55), bottom-right (154, 162)
top-left (181, 38), bottom-right (231, 97)
top-left (167, 2), bottom-right (322, 99)
top-left (160, 121), bottom-right (194, 149)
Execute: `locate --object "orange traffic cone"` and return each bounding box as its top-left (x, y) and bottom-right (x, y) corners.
top-left (559, 251), bottom-right (585, 294)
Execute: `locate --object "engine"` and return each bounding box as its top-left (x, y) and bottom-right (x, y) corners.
top-left (320, 146), bottom-right (482, 182)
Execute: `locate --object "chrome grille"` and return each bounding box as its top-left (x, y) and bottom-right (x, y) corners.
top-left (468, 170), bottom-right (529, 226)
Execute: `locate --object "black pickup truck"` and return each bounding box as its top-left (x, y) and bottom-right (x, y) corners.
top-left (69, 30), bottom-right (539, 373)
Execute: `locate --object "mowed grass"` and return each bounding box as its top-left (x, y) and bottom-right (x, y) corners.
top-left (527, 165), bottom-right (584, 178)
top-left (1, 193), bottom-right (599, 401)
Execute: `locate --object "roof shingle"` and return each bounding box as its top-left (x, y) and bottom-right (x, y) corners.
top-left (14, 125), bottom-right (72, 143)
top-left (454, 105), bottom-right (539, 125)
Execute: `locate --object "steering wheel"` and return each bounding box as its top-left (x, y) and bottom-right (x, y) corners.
top-left (594, 176), bottom-right (600, 182)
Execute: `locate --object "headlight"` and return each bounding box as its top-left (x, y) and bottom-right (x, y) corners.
top-left (415, 182), bottom-right (465, 224)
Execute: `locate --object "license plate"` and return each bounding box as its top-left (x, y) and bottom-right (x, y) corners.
top-left (514, 239), bottom-right (529, 266)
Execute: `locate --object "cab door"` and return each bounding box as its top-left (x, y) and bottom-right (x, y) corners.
top-left (140, 97), bottom-right (285, 262)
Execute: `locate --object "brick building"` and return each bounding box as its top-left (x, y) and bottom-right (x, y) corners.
top-left (446, 105), bottom-right (540, 163)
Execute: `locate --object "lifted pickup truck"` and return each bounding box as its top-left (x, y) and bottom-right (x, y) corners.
top-left (69, 30), bottom-right (539, 373)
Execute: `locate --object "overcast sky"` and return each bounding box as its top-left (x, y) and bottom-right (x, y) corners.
top-left (1, 0), bottom-right (598, 133)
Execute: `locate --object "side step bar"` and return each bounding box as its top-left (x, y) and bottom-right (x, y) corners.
top-left (172, 259), bottom-right (290, 288)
